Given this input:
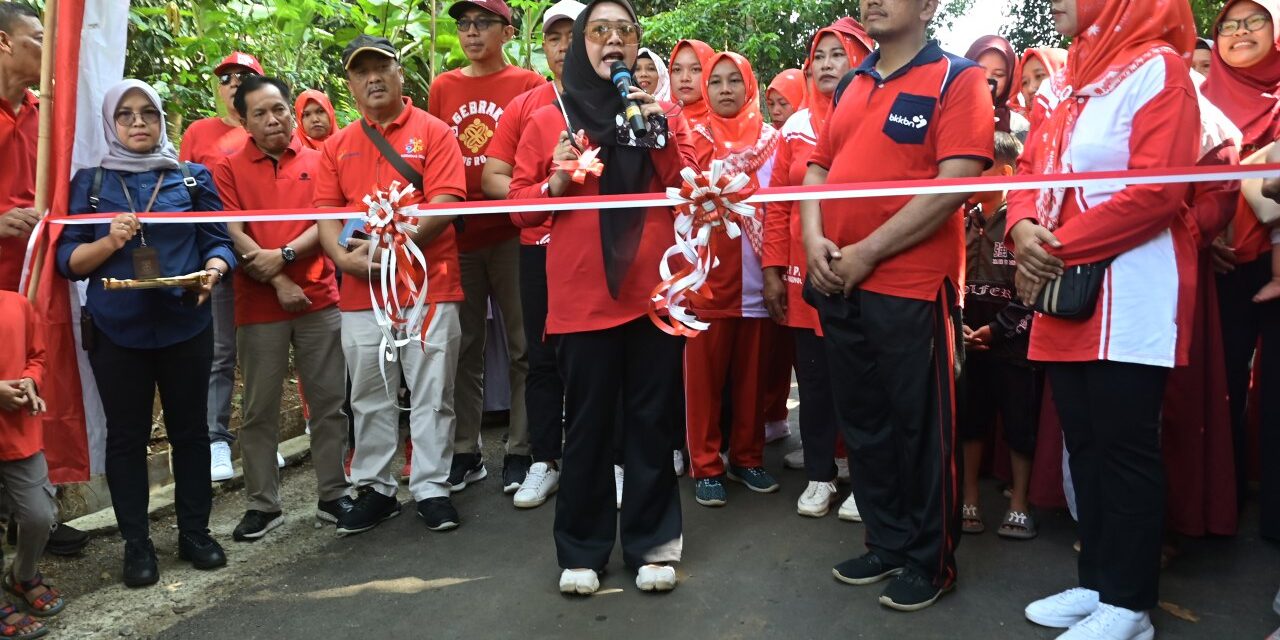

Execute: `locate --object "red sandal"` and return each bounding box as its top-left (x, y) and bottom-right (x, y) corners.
top-left (0, 603), bottom-right (45, 639)
top-left (2, 573), bottom-right (63, 618)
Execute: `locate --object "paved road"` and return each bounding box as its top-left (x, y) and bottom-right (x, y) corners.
top-left (160, 426), bottom-right (1279, 640)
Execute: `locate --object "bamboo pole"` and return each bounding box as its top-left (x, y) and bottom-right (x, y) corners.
top-left (26, 0), bottom-right (59, 303)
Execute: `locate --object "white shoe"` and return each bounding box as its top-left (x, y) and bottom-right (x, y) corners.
top-left (210, 441), bottom-right (233, 482)
top-left (837, 492), bottom-right (862, 522)
top-left (277, 451), bottom-right (286, 469)
top-left (835, 457), bottom-right (849, 483)
top-left (1057, 603), bottom-right (1153, 640)
top-left (796, 481), bottom-right (838, 517)
top-left (764, 420), bottom-right (791, 443)
top-left (783, 449), bottom-right (805, 470)
top-left (614, 465), bottom-right (624, 510)
top-left (513, 462), bottom-right (560, 508)
top-left (559, 569), bottom-right (600, 595)
top-left (673, 450), bottom-right (685, 477)
top-left (1026, 588), bottom-right (1101, 628)
top-left (636, 564), bottom-right (677, 592)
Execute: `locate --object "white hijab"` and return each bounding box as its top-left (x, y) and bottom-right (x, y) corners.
top-left (100, 79), bottom-right (181, 173)
top-left (635, 48), bottom-right (671, 102)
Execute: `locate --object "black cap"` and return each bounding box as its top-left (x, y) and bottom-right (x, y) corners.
top-left (342, 35), bottom-right (398, 70)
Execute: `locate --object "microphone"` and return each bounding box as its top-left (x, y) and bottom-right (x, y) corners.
top-left (611, 61), bottom-right (648, 136)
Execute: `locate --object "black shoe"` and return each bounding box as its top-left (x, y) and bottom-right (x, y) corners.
top-left (416, 497), bottom-right (460, 531)
top-left (122, 538), bottom-right (159, 588)
top-left (178, 529), bottom-right (227, 570)
top-left (832, 551), bottom-right (904, 586)
top-left (232, 510), bottom-right (283, 542)
top-left (878, 569), bottom-right (951, 611)
top-left (502, 454), bottom-right (532, 495)
top-left (18, 523), bottom-right (90, 557)
top-left (336, 489), bottom-right (401, 536)
top-left (316, 495), bottom-right (356, 525)
top-left (447, 453), bottom-right (487, 493)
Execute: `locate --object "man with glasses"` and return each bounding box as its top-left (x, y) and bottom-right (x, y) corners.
top-left (428, 0), bottom-right (544, 496)
top-left (178, 51), bottom-right (274, 485)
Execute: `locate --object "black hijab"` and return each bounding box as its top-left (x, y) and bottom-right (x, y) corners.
top-left (561, 0), bottom-right (654, 299)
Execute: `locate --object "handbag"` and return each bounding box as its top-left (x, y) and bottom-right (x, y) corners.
top-left (1034, 259), bottom-right (1114, 320)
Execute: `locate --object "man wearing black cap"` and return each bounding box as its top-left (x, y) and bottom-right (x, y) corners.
top-left (428, 0), bottom-right (545, 496)
top-left (313, 36), bottom-right (469, 535)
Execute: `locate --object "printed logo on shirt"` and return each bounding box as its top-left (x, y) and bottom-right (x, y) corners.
top-left (404, 138), bottom-right (424, 155)
top-left (991, 241), bottom-right (1015, 267)
top-left (460, 119), bottom-right (493, 154)
top-left (298, 172), bottom-right (311, 181)
top-left (449, 100), bottom-right (505, 167)
top-left (882, 92), bottom-right (936, 145)
top-left (784, 264), bottom-right (804, 286)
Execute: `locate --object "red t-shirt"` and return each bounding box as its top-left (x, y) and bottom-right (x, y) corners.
top-left (809, 45), bottom-right (995, 301)
top-left (213, 136), bottom-right (340, 326)
top-left (313, 99), bottom-right (467, 312)
top-left (0, 291), bottom-right (44, 461)
top-left (428, 65), bottom-right (546, 252)
top-left (509, 104), bottom-right (700, 334)
top-left (762, 109), bottom-right (822, 332)
top-left (490, 82), bottom-right (559, 246)
top-left (179, 116), bottom-right (251, 168)
top-left (0, 91), bottom-right (38, 292)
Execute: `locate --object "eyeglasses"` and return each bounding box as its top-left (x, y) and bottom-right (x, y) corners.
top-left (114, 109), bottom-right (162, 127)
top-left (1218, 13), bottom-right (1272, 35)
top-left (584, 21), bottom-right (642, 45)
top-left (218, 71), bottom-right (258, 86)
top-left (455, 18), bottom-right (506, 32)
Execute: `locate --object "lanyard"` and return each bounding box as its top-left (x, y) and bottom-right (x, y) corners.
top-left (115, 171), bottom-right (166, 246)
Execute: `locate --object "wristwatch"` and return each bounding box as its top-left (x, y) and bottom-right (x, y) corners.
top-left (281, 246), bottom-right (297, 263)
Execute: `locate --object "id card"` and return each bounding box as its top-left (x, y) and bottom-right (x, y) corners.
top-left (132, 246), bottom-right (161, 280)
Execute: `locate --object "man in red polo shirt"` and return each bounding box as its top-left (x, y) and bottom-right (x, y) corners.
top-left (428, 0), bottom-right (545, 494)
top-left (315, 36), bottom-right (467, 535)
top-left (0, 2), bottom-right (42, 292)
top-left (213, 75), bottom-right (352, 542)
top-left (179, 50), bottom-right (265, 483)
top-left (800, 0), bottom-right (993, 612)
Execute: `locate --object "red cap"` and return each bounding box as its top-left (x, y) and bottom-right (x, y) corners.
top-left (448, 0), bottom-right (513, 24)
top-left (213, 52), bottom-right (264, 76)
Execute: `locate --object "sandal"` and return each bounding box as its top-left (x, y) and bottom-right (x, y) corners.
top-left (961, 504), bottom-right (984, 534)
top-left (3, 573), bottom-right (64, 618)
top-left (997, 509), bottom-right (1038, 540)
top-left (0, 603), bottom-right (45, 639)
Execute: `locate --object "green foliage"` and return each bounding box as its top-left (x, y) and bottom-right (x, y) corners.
top-left (1002, 0), bottom-right (1223, 53)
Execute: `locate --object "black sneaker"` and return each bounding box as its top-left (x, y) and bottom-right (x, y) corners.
top-left (316, 495), bottom-right (357, 525)
top-left (232, 510), bottom-right (284, 542)
top-left (336, 489), bottom-right (401, 536)
top-left (878, 569), bottom-right (951, 611)
top-left (502, 454), bottom-right (532, 494)
top-left (416, 497), bottom-right (460, 531)
top-left (177, 529), bottom-right (227, 570)
top-left (35, 523), bottom-right (90, 556)
top-left (832, 551), bottom-right (904, 586)
top-left (122, 538), bottom-right (159, 588)
top-left (447, 453), bottom-right (487, 493)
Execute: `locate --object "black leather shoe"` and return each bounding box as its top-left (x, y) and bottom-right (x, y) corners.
top-left (178, 529), bottom-right (227, 570)
top-left (316, 496), bottom-right (356, 525)
top-left (6, 522), bottom-right (90, 556)
top-left (122, 538), bottom-right (159, 588)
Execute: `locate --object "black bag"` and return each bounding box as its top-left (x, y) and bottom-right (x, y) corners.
top-left (361, 120), bottom-right (463, 232)
top-left (1034, 259), bottom-right (1114, 320)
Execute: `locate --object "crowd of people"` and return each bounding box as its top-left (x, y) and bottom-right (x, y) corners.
top-left (0, 0), bottom-right (1278, 638)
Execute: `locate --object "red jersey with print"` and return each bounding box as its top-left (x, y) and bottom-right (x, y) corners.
top-left (428, 66), bottom-right (546, 252)
top-left (179, 116), bottom-right (251, 167)
top-left (1007, 50), bottom-right (1199, 368)
top-left (508, 104), bottom-right (699, 334)
top-left (0, 291), bottom-right (44, 461)
top-left (213, 136), bottom-right (340, 326)
top-left (0, 91), bottom-right (38, 292)
top-left (313, 98), bottom-right (467, 312)
top-left (490, 82), bottom-right (559, 247)
top-left (809, 43), bottom-right (995, 302)
top-left (762, 108), bottom-right (823, 332)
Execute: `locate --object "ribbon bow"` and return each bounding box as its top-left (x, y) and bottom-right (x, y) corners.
top-left (554, 145), bottom-right (605, 184)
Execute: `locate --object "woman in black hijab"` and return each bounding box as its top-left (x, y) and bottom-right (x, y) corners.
top-left (507, 0), bottom-right (699, 596)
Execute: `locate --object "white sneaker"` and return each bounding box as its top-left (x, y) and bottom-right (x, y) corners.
top-left (559, 569), bottom-right (600, 595)
top-left (837, 492), bottom-right (862, 522)
top-left (614, 465), bottom-right (624, 510)
top-left (1057, 603), bottom-right (1153, 640)
top-left (836, 458), bottom-right (849, 483)
top-left (1025, 588), bottom-right (1101, 628)
top-left (783, 449), bottom-right (805, 469)
top-left (210, 441), bottom-right (233, 482)
top-left (796, 481), bottom-right (838, 517)
top-left (764, 420), bottom-right (791, 443)
top-left (673, 450), bottom-right (685, 477)
top-left (277, 451), bottom-right (286, 469)
top-left (636, 564), bottom-right (677, 592)
top-left (513, 462), bottom-right (560, 508)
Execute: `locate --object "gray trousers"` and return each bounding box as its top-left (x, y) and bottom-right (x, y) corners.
top-left (344, 304), bottom-right (461, 501)
top-left (208, 281), bottom-right (237, 444)
top-left (454, 238), bottom-right (529, 456)
top-left (0, 453), bottom-right (55, 581)
top-left (238, 306), bottom-right (350, 513)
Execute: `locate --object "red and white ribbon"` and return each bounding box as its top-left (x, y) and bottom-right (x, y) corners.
top-left (554, 145), bottom-right (605, 184)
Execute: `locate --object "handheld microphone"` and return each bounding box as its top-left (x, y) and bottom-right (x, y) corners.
top-left (610, 61), bottom-right (648, 137)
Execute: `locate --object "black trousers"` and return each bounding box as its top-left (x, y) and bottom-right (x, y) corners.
top-left (808, 283), bottom-right (961, 588)
top-left (793, 328), bottom-right (840, 482)
top-left (1048, 361), bottom-right (1168, 611)
top-left (89, 326), bottom-right (214, 541)
top-left (519, 245), bottom-right (565, 462)
top-left (957, 355), bottom-right (1042, 456)
top-left (554, 319), bottom-right (683, 570)
top-left (1216, 256), bottom-right (1280, 539)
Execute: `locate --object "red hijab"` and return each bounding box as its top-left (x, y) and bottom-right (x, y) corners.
top-left (670, 39), bottom-right (716, 129)
top-left (1201, 0), bottom-right (1280, 147)
top-left (965, 35), bottom-right (1017, 131)
top-left (766, 68), bottom-right (807, 119)
top-left (805, 18), bottom-right (875, 137)
top-left (293, 90), bottom-right (337, 151)
top-left (1010, 48), bottom-right (1068, 113)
